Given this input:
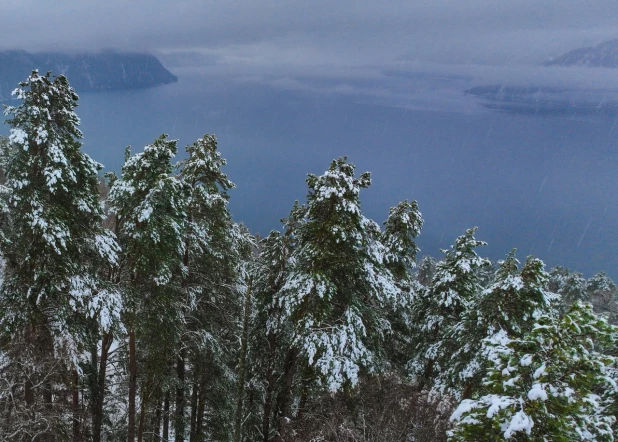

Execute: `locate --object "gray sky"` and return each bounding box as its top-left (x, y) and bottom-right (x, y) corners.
top-left (2, 1), bottom-right (618, 65)
top-left (4, 0), bottom-right (618, 108)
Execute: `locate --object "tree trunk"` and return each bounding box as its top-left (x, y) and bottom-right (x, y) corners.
top-left (189, 375), bottom-right (198, 442)
top-left (152, 394), bottom-right (162, 442)
top-left (297, 384), bottom-right (308, 422)
top-left (261, 333), bottom-right (277, 442)
top-left (234, 279), bottom-right (253, 442)
top-left (195, 369), bottom-right (207, 442)
top-left (162, 390), bottom-right (170, 441)
top-left (128, 327), bottom-right (137, 442)
top-left (43, 381), bottom-right (52, 409)
top-left (175, 349), bottom-right (186, 441)
top-left (72, 369), bottom-right (81, 442)
top-left (463, 381), bottom-right (473, 400)
top-left (24, 325), bottom-right (35, 410)
top-left (274, 347), bottom-right (297, 442)
top-left (93, 332), bottom-right (111, 442)
top-left (41, 323), bottom-right (54, 410)
top-left (137, 393), bottom-right (148, 442)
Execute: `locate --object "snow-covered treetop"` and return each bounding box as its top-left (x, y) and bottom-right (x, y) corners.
top-left (305, 157), bottom-right (370, 222)
top-left (179, 134), bottom-right (234, 196)
top-left (109, 134), bottom-right (187, 285)
top-left (179, 135), bottom-right (236, 259)
top-left (430, 227), bottom-right (489, 314)
top-left (587, 271), bottom-right (617, 295)
top-left (4, 71), bottom-right (94, 194)
top-left (548, 265), bottom-right (587, 306)
top-left (477, 252), bottom-right (554, 337)
top-left (449, 302), bottom-right (617, 441)
top-left (2, 69), bottom-right (116, 274)
top-left (116, 134), bottom-right (177, 190)
top-left (417, 255), bottom-right (437, 287)
top-left (382, 199), bottom-right (423, 277)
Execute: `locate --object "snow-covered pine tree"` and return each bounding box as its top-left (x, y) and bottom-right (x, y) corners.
top-left (177, 134), bottom-right (250, 441)
top-left (0, 71), bottom-right (119, 439)
top-left (548, 265), bottom-right (587, 312)
top-left (108, 134), bottom-right (187, 442)
top-left (449, 302), bottom-right (617, 441)
top-left (438, 252), bottom-right (556, 399)
top-left (416, 255), bottom-right (438, 288)
top-left (481, 254), bottom-right (554, 337)
top-left (380, 200), bottom-right (424, 371)
top-left (587, 271), bottom-right (617, 299)
top-left (273, 158), bottom-right (400, 393)
top-left (249, 230), bottom-right (297, 442)
top-left (407, 227), bottom-right (489, 390)
top-left (381, 200), bottom-right (423, 282)
top-left (586, 271), bottom-right (618, 322)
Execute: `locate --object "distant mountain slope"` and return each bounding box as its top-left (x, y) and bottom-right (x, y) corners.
top-left (0, 50), bottom-right (177, 99)
top-left (546, 40), bottom-right (618, 67)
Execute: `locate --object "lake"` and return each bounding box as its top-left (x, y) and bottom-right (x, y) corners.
top-left (3, 71), bottom-right (617, 279)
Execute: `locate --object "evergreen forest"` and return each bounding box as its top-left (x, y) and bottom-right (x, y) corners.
top-left (0, 71), bottom-right (616, 441)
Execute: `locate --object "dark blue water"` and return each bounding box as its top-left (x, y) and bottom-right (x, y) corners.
top-left (3, 73), bottom-right (618, 279)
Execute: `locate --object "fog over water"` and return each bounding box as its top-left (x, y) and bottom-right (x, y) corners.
top-left (14, 69), bottom-right (608, 280)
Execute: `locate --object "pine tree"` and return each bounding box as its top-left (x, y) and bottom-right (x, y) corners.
top-left (586, 272), bottom-right (618, 322)
top-left (273, 158), bottom-right (400, 393)
top-left (380, 200), bottom-right (424, 371)
top-left (449, 302), bottom-right (617, 441)
top-left (407, 227), bottom-right (489, 389)
top-left (416, 255), bottom-right (437, 287)
top-left (548, 265), bottom-right (587, 312)
top-left (237, 228), bottom-right (298, 442)
top-left (438, 252), bottom-right (556, 399)
top-left (108, 134), bottom-right (187, 442)
top-left (0, 70), bottom-right (119, 439)
top-left (177, 134), bottom-right (249, 441)
top-left (381, 200), bottom-right (423, 282)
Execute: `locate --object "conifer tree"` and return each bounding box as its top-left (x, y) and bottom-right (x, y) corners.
top-left (438, 252), bottom-right (555, 399)
top-left (586, 271), bottom-right (618, 322)
top-left (548, 265), bottom-right (587, 311)
top-left (407, 227), bottom-right (489, 389)
top-left (449, 302), bottom-right (617, 441)
top-left (108, 134), bottom-right (187, 442)
top-left (273, 158), bottom-right (400, 393)
top-left (381, 200), bottom-right (423, 282)
top-left (416, 255), bottom-right (437, 287)
top-left (0, 71), bottom-right (119, 439)
top-left (177, 135), bottom-right (249, 441)
top-left (380, 200), bottom-right (424, 371)
top-left (241, 229), bottom-right (297, 442)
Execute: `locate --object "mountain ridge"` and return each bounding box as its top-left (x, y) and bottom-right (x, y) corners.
top-left (546, 39), bottom-right (618, 68)
top-left (0, 50), bottom-right (177, 99)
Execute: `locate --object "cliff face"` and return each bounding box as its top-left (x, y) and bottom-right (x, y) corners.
top-left (0, 50), bottom-right (178, 98)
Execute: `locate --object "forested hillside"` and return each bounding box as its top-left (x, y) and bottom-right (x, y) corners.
top-left (0, 71), bottom-right (616, 441)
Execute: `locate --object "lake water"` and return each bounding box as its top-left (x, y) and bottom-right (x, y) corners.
top-left (2, 72), bottom-right (617, 279)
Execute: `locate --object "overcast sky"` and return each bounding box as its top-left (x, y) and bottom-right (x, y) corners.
top-left (2, 1), bottom-right (618, 66)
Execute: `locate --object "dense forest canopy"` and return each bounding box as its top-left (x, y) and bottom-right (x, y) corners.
top-left (0, 71), bottom-right (616, 441)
